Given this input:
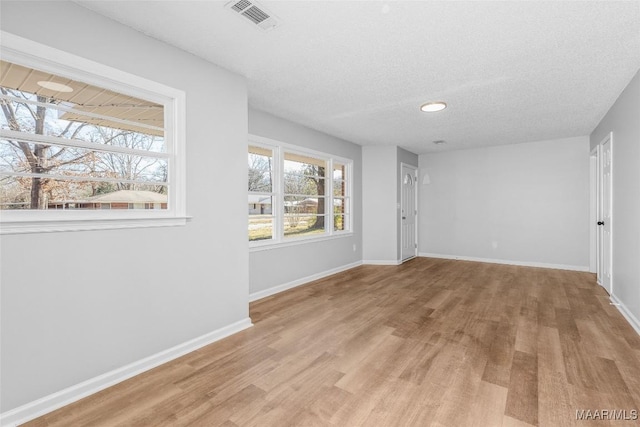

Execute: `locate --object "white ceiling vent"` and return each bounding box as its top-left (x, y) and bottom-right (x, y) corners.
top-left (225, 0), bottom-right (280, 32)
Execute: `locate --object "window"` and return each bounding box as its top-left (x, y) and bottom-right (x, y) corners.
top-left (283, 152), bottom-right (326, 238)
top-left (248, 136), bottom-right (352, 247)
top-left (248, 145), bottom-right (275, 241)
top-left (333, 161), bottom-right (349, 231)
top-left (0, 33), bottom-right (186, 234)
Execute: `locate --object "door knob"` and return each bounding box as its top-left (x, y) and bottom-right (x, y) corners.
top-left (597, 221), bottom-right (605, 226)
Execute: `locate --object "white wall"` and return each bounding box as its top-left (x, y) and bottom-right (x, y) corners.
top-left (0, 1), bottom-right (249, 413)
top-left (590, 69), bottom-right (640, 330)
top-left (248, 108), bottom-right (362, 297)
top-left (419, 136), bottom-right (590, 269)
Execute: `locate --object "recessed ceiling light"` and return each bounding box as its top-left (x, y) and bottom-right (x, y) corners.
top-left (432, 140), bottom-right (447, 145)
top-left (420, 101), bottom-right (447, 112)
top-left (37, 81), bottom-right (73, 93)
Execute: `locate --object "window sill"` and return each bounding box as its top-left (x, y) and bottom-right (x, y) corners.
top-left (0, 216), bottom-right (192, 234)
top-left (249, 232), bottom-right (353, 252)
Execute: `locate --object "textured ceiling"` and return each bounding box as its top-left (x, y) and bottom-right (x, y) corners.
top-left (76, 1), bottom-right (640, 154)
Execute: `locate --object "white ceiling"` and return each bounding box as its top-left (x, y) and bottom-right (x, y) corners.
top-left (76, 0), bottom-right (640, 154)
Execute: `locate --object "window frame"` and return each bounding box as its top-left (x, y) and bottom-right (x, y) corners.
top-left (248, 142), bottom-right (277, 243)
top-left (0, 32), bottom-right (187, 234)
top-left (249, 134), bottom-right (353, 250)
top-left (331, 160), bottom-right (350, 233)
top-left (282, 149), bottom-right (328, 239)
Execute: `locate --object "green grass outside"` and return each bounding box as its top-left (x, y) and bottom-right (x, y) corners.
top-left (249, 214), bottom-right (330, 241)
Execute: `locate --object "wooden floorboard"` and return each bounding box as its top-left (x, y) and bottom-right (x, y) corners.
top-left (24, 258), bottom-right (640, 426)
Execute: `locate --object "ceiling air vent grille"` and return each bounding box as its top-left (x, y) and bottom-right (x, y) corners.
top-left (225, 0), bottom-right (280, 31)
top-left (231, 0), bottom-right (251, 12)
top-left (243, 6), bottom-right (269, 24)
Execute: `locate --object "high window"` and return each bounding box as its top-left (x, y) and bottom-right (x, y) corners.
top-left (0, 34), bottom-right (186, 233)
top-left (248, 137), bottom-right (352, 247)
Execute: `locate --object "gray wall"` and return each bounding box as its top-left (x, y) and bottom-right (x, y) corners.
top-left (419, 136), bottom-right (590, 269)
top-left (362, 146), bottom-right (398, 262)
top-left (590, 69), bottom-right (640, 326)
top-left (0, 1), bottom-right (249, 412)
top-left (362, 146), bottom-right (418, 263)
top-left (248, 108), bottom-right (362, 295)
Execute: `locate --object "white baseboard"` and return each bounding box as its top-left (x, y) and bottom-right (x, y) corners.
top-left (249, 261), bottom-right (362, 302)
top-left (362, 260), bottom-right (402, 266)
top-left (418, 253), bottom-right (590, 272)
top-left (610, 294), bottom-right (640, 336)
top-left (0, 318), bottom-right (253, 427)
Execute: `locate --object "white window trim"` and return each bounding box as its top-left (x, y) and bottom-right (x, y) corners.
top-left (250, 233), bottom-right (353, 252)
top-left (0, 32), bottom-right (188, 234)
top-left (249, 134), bottom-right (353, 250)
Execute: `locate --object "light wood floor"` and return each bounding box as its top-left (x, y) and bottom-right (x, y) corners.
top-left (26, 258), bottom-right (640, 426)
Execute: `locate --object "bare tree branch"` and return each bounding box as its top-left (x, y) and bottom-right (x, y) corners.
top-left (43, 152), bottom-right (92, 172)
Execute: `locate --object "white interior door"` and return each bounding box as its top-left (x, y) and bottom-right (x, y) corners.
top-left (401, 164), bottom-right (417, 261)
top-left (598, 134), bottom-right (613, 294)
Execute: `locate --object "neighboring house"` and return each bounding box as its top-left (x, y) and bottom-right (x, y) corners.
top-left (284, 197), bottom-right (317, 214)
top-left (48, 190), bottom-right (167, 210)
top-left (248, 194), bottom-right (272, 214)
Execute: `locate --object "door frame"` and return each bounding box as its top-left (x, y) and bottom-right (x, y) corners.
top-left (592, 132), bottom-right (613, 294)
top-left (589, 145), bottom-right (599, 275)
top-left (400, 162), bottom-right (418, 262)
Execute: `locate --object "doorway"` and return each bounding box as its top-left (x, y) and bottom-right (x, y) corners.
top-left (401, 163), bottom-right (418, 262)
